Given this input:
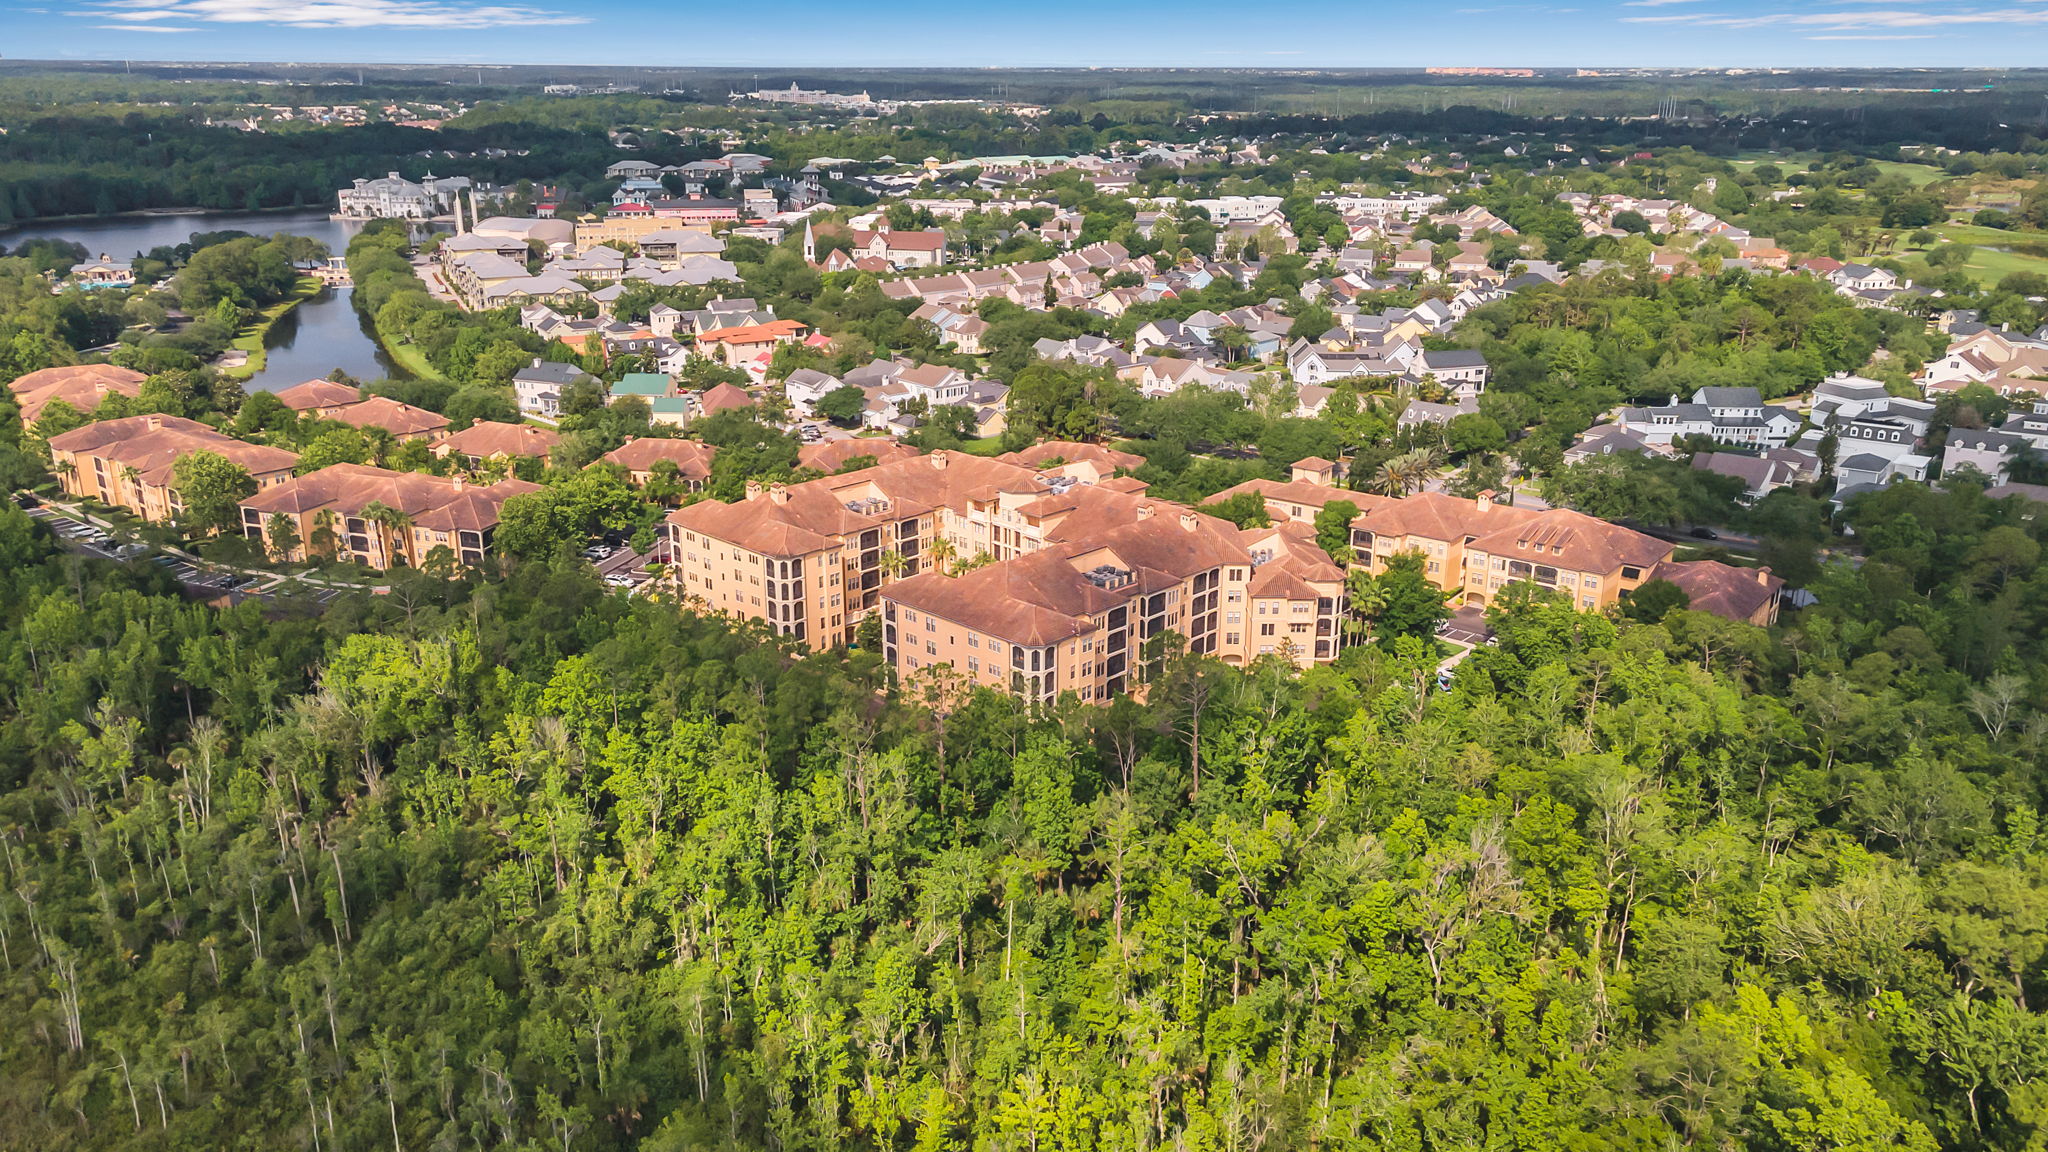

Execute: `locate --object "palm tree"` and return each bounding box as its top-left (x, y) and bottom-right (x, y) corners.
top-left (359, 500), bottom-right (414, 566)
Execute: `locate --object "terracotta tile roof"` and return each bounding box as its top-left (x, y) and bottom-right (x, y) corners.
top-left (241, 463), bottom-right (533, 529)
top-left (10, 363), bottom-right (146, 424)
top-left (886, 549), bottom-right (1109, 647)
top-left (798, 438), bottom-right (922, 472)
top-left (698, 382), bottom-right (756, 414)
top-left (434, 420), bottom-right (560, 459)
top-left (603, 437), bottom-right (717, 479)
top-left (1354, 491), bottom-right (1537, 543)
top-left (669, 450), bottom-right (1046, 557)
top-left (47, 413), bottom-right (298, 485)
top-left (1206, 478), bottom-right (1381, 520)
top-left (1467, 507), bottom-right (1672, 574)
top-left (273, 379), bottom-right (364, 412)
top-left (1651, 558), bottom-right (1782, 622)
top-left (696, 319), bottom-right (808, 345)
top-left (1002, 440), bottom-right (1145, 472)
top-left (325, 395), bottom-right (450, 438)
top-left (1241, 522), bottom-right (1346, 599)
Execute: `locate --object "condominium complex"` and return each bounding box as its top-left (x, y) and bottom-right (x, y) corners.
top-left (664, 450), bottom-right (1349, 695)
top-left (47, 414), bottom-right (300, 523)
top-left (239, 464), bottom-right (537, 569)
top-left (1350, 491), bottom-right (1674, 612)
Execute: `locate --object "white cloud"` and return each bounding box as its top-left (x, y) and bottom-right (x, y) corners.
top-left (79, 0), bottom-right (588, 29)
top-left (1622, 0), bottom-right (1707, 7)
top-left (95, 21), bottom-right (198, 29)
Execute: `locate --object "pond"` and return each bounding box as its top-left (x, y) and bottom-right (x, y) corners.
top-left (3, 209), bottom-right (424, 392)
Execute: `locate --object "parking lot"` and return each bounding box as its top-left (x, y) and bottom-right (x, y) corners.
top-left (583, 537), bottom-right (662, 592)
top-left (1438, 605), bottom-right (1496, 648)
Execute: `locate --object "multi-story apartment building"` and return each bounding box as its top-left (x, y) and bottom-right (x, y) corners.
top-left (47, 414), bottom-right (299, 523)
top-left (665, 451), bottom-right (1039, 649)
top-left (1350, 492), bottom-right (1674, 611)
top-left (239, 464), bottom-right (537, 569)
top-left (664, 449), bottom-right (1351, 678)
top-left (881, 509), bottom-right (1347, 702)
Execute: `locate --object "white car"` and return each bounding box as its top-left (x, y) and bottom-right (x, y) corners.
top-left (603, 573), bottom-right (635, 587)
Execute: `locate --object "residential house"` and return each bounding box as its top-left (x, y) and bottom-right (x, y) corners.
top-left (695, 320), bottom-right (810, 370)
top-left (512, 358), bottom-right (593, 416)
top-left (1613, 386), bottom-right (1800, 448)
top-left (1943, 427), bottom-right (2030, 483)
top-left (66, 256), bottom-right (136, 288)
top-left (1692, 448), bottom-right (1820, 504)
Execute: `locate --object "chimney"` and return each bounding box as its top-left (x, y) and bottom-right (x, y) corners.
top-left (531, 357), bottom-right (542, 368)
top-left (1475, 490), bottom-right (1495, 510)
top-left (146, 415), bottom-right (163, 431)
top-left (768, 483), bottom-right (789, 505)
top-left (930, 450), bottom-right (949, 469)
top-left (1756, 565), bottom-right (1774, 586)
top-left (388, 171), bottom-right (401, 181)
top-left (1136, 504), bottom-right (1154, 521)
top-left (1179, 511), bottom-right (1198, 532)
top-left (746, 480), bottom-right (766, 500)
top-left (450, 474), bottom-right (467, 491)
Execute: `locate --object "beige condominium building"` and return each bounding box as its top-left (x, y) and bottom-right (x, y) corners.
top-left (46, 414), bottom-right (299, 523)
top-left (1351, 491), bottom-right (1674, 611)
top-left (881, 509), bottom-right (1347, 703)
top-left (662, 448), bottom-right (1347, 710)
top-left (239, 463), bottom-right (537, 569)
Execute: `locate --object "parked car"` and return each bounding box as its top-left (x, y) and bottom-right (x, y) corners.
top-left (1688, 527), bottom-right (1719, 540)
top-left (603, 573), bottom-right (635, 587)
top-left (13, 492), bottom-right (40, 508)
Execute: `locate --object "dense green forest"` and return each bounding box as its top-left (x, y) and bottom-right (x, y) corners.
top-left (4, 456), bottom-right (2048, 1149)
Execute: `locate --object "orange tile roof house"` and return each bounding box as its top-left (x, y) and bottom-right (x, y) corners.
top-left (430, 421), bottom-right (561, 468)
top-left (323, 396), bottom-right (451, 442)
top-left (694, 320), bottom-right (809, 369)
top-left (696, 382), bottom-right (757, 416)
top-left (273, 379), bottom-right (366, 417)
top-left (47, 414), bottom-right (299, 524)
top-left (239, 463), bottom-right (536, 569)
top-left (10, 364), bottom-right (146, 425)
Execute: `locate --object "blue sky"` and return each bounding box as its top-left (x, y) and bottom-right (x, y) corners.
top-left (6, 0), bottom-right (2048, 68)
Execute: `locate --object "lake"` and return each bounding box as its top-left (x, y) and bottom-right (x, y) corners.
top-left (3, 209), bottom-right (421, 392)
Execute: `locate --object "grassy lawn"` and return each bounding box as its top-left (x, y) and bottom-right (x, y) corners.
top-left (1903, 222), bottom-right (2048, 287)
top-left (221, 277), bottom-right (323, 380)
top-left (377, 331), bottom-right (445, 381)
top-left (1870, 160), bottom-right (1950, 188)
